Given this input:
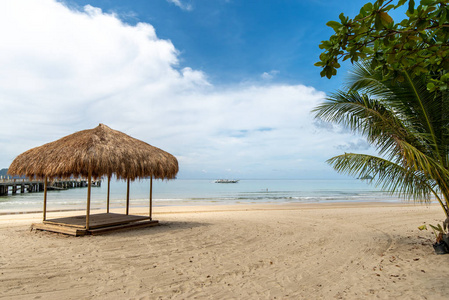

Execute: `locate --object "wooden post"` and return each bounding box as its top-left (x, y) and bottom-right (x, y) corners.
top-left (149, 176), bottom-right (153, 220)
top-left (86, 171), bottom-right (92, 230)
top-left (126, 178), bottom-right (130, 215)
top-left (107, 175), bottom-right (111, 213)
top-left (43, 176), bottom-right (48, 221)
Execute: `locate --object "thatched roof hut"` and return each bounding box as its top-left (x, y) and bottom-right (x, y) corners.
top-left (8, 124), bottom-right (179, 235)
top-left (8, 123), bottom-right (178, 180)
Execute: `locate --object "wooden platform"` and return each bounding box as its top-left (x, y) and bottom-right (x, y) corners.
top-left (31, 213), bottom-right (159, 236)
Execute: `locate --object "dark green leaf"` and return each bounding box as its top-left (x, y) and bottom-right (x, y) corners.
top-left (319, 70), bottom-right (326, 78)
top-left (379, 12), bottom-right (394, 26)
top-left (374, 14), bottom-right (383, 30)
top-left (325, 67), bottom-right (333, 79)
top-left (421, 0), bottom-right (434, 5)
top-left (326, 20), bottom-right (342, 31)
top-left (408, 0), bottom-right (415, 13)
top-left (363, 2), bottom-right (373, 12)
top-left (396, 0), bottom-right (407, 8)
top-left (439, 9), bottom-right (447, 26)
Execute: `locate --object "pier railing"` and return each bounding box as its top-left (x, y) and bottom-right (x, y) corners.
top-left (0, 178), bottom-right (101, 196)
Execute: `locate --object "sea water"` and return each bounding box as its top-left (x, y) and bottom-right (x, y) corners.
top-left (0, 179), bottom-right (404, 214)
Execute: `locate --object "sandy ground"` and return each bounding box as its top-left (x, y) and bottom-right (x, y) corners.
top-left (1, 202), bottom-right (449, 299)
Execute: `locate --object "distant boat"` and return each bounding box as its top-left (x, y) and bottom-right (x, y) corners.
top-left (215, 179), bottom-right (239, 183)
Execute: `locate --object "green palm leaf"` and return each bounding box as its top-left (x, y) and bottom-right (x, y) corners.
top-left (328, 153), bottom-right (436, 202)
top-left (314, 62), bottom-right (449, 217)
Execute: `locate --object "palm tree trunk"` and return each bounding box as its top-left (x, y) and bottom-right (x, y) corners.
top-left (441, 191), bottom-right (449, 217)
top-left (436, 177), bottom-right (449, 218)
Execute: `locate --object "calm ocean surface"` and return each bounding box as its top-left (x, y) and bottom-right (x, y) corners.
top-left (0, 179), bottom-right (404, 213)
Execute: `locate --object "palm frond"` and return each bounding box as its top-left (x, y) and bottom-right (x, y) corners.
top-left (314, 60), bottom-right (449, 216)
top-left (345, 61), bottom-right (394, 99)
top-left (394, 139), bottom-right (449, 181)
top-left (402, 72), bottom-right (443, 161)
top-left (345, 64), bottom-right (445, 158)
top-left (328, 153), bottom-right (437, 203)
top-left (313, 91), bottom-right (412, 159)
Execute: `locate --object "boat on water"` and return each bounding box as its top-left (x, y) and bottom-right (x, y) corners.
top-left (215, 179), bottom-right (239, 183)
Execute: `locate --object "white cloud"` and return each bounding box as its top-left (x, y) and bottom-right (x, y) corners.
top-left (336, 139), bottom-right (371, 151)
top-left (166, 0), bottom-right (193, 11)
top-left (0, 0), bottom-right (361, 179)
top-left (261, 70), bottom-right (280, 80)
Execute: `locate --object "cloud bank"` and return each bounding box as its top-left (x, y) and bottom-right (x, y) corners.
top-left (0, 0), bottom-right (365, 179)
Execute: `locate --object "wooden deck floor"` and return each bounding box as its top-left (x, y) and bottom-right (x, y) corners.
top-left (32, 213), bottom-right (158, 236)
top-left (44, 213), bottom-right (150, 229)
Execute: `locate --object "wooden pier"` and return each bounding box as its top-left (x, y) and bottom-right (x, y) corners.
top-left (0, 178), bottom-right (101, 196)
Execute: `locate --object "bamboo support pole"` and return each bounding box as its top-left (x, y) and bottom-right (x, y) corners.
top-left (126, 178), bottom-right (130, 215)
top-left (86, 171), bottom-right (92, 230)
top-left (149, 176), bottom-right (153, 220)
top-left (43, 176), bottom-right (48, 221)
top-left (107, 175), bottom-right (111, 213)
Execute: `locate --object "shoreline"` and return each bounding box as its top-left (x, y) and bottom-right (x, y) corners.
top-left (0, 178), bottom-right (409, 215)
top-left (0, 198), bottom-right (435, 216)
top-left (1, 202), bottom-right (448, 299)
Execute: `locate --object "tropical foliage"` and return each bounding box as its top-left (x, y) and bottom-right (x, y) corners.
top-left (313, 62), bottom-right (449, 217)
top-left (315, 0), bottom-right (449, 219)
top-left (315, 0), bottom-right (449, 91)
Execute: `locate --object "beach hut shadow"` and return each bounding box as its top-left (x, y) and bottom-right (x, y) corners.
top-left (100, 220), bottom-right (211, 237)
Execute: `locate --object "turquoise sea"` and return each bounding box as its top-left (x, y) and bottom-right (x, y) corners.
top-left (0, 179), bottom-right (405, 214)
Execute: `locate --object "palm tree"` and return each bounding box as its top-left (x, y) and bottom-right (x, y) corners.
top-left (313, 62), bottom-right (449, 219)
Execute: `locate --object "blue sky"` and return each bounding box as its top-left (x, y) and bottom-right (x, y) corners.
top-left (1, 0), bottom-right (383, 179)
top-left (69, 0), bottom-right (367, 92)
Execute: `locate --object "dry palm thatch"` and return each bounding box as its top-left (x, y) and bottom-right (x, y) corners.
top-left (8, 124), bottom-right (178, 180)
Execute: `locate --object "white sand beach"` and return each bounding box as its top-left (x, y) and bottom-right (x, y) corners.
top-left (1, 202), bottom-right (448, 299)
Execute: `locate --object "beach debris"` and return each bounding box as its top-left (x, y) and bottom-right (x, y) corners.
top-left (418, 223), bottom-right (449, 254)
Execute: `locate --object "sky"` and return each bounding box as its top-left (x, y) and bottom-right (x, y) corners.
top-left (1, 0), bottom-right (382, 179)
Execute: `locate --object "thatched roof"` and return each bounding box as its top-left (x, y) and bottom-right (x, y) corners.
top-left (8, 124), bottom-right (178, 180)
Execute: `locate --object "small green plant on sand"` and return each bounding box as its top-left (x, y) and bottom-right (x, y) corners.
top-left (418, 223), bottom-right (448, 243)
